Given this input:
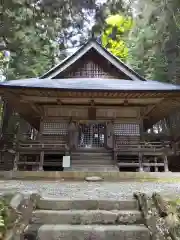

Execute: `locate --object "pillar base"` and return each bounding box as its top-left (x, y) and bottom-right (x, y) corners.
top-left (38, 166), bottom-right (44, 171)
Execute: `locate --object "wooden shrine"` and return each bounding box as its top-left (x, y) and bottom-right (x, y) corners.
top-left (0, 40), bottom-right (180, 172)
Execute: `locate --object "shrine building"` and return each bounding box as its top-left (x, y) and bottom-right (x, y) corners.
top-left (1, 40), bottom-right (180, 172)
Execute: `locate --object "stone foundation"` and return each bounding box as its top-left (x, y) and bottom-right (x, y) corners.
top-left (0, 171), bottom-right (179, 182)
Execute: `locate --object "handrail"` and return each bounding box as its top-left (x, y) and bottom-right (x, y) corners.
top-left (18, 142), bottom-right (67, 149)
top-left (114, 141), bottom-right (171, 150)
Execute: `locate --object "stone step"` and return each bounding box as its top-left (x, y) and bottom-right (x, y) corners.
top-left (24, 224), bottom-right (150, 240)
top-left (72, 156), bottom-right (112, 160)
top-left (72, 154), bottom-right (112, 157)
top-left (37, 199), bottom-right (138, 211)
top-left (69, 165), bottom-right (119, 172)
top-left (72, 151), bottom-right (112, 156)
top-left (71, 160), bottom-right (113, 165)
top-left (72, 157), bottom-right (112, 160)
top-left (31, 209), bottom-right (143, 225)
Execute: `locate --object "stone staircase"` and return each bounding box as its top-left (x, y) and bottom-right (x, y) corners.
top-left (24, 197), bottom-right (150, 240)
top-left (68, 150), bottom-right (119, 171)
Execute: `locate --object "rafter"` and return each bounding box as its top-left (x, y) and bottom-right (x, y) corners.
top-left (3, 91), bottom-right (40, 129)
top-left (141, 105), bottom-right (156, 119)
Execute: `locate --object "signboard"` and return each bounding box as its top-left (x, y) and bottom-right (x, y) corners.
top-left (62, 156), bottom-right (71, 168)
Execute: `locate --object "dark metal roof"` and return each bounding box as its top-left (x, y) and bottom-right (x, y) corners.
top-left (41, 40), bottom-right (146, 81)
top-left (1, 78), bottom-right (180, 91)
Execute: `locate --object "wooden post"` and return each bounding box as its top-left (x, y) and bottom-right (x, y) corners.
top-left (13, 152), bottom-right (19, 171)
top-left (37, 118), bottom-right (44, 141)
top-left (39, 151), bottom-right (44, 171)
top-left (154, 157), bottom-right (158, 172)
top-left (138, 152), bottom-right (143, 172)
top-left (164, 155), bottom-right (169, 172)
top-left (114, 151), bottom-right (117, 166)
top-left (1, 152), bottom-right (4, 170)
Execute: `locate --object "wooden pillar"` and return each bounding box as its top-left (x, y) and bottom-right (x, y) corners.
top-left (106, 121), bottom-right (114, 149)
top-left (139, 116), bottom-right (144, 172)
top-left (37, 118), bottom-right (44, 141)
top-left (13, 152), bottom-right (19, 171)
top-left (39, 151), bottom-right (44, 171)
top-left (138, 152), bottom-right (143, 172)
top-left (154, 157), bottom-right (158, 172)
top-left (1, 152), bottom-right (4, 170)
top-left (114, 151), bottom-right (117, 166)
top-left (164, 155), bottom-right (169, 172)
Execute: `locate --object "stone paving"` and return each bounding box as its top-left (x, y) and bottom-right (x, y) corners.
top-left (0, 180), bottom-right (180, 199)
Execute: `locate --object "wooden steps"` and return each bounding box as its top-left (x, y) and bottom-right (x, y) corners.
top-left (70, 150), bottom-right (118, 171)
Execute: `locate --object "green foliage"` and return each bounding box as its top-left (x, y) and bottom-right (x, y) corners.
top-left (0, 200), bottom-right (8, 238)
top-left (127, 0), bottom-right (180, 82)
top-left (1, 0), bottom-right (104, 79)
top-left (101, 14), bottom-right (133, 60)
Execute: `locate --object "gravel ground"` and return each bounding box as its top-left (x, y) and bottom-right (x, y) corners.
top-left (0, 180), bottom-right (180, 199)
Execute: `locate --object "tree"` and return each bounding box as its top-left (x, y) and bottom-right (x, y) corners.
top-left (127, 0), bottom-right (180, 83)
top-left (101, 14), bottom-right (133, 60)
top-left (1, 0), bottom-right (105, 79)
top-left (127, 0), bottom-right (180, 136)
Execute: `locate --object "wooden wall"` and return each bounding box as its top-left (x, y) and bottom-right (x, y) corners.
top-left (41, 105), bottom-right (141, 146)
top-left (43, 105), bottom-right (140, 120)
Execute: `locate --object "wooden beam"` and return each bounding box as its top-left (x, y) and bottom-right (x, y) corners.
top-left (43, 116), bottom-right (141, 122)
top-left (29, 103), bottom-right (44, 116)
top-left (44, 105), bottom-right (141, 110)
top-left (20, 95), bottom-right (164, 104)
top-left (4, 91), bottom-right (40, 129)
top-left (141, 105), bottom-right (156, 119)
top-left (6, 91), bottom-right (41, 116)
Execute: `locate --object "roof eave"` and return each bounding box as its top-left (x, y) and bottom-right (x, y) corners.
top-left (0, 85), bottom-right (180, 93)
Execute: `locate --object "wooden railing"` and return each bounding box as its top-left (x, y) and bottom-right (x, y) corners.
top-left (114, 141), bottom-right (171, 152)
top-left (18, 142), bottom-right (68, 150)
top-left (114, 141), bottom-right (171, 172)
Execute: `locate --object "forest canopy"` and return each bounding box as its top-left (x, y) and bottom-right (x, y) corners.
top-left (1, 0), bottom-right (180, 84)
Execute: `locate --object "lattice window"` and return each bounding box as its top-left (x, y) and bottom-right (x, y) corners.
top-left (67, 61), bottom-right (113, 78)
top-left (43, 121), bottom-right (68, 135)
top-left (114, 123), bottom-right (140, 136)
top-left (78, 123), bottom-right (105, 148)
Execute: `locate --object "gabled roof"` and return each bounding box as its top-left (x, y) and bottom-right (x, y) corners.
top-left (1, 78), bottom-right (180, 91)
top-left (1, 40), bottom-right (180, 93)
top-left (41, 39), bottom-right (146, 81)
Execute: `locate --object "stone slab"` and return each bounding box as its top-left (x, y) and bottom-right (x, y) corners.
top-left (25, 224), bottom-right (150, 240)
top-left (85, 176), bottom-right (103, 181)
top-left (1, 171), bottom-right (179, 181)
top-left (37, 199), bottom-right (138, 211)
top-left (31, 209), bottom-right (143, 225)
top-left (9, 193), bottom-right (24, 210)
